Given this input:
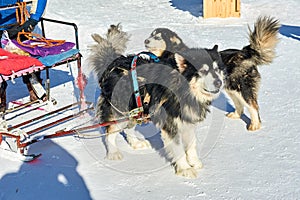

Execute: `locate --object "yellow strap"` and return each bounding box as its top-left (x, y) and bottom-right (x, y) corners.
top-left (17, 31), bottom-right (66, 48)
top-left (16, 2), bottom-right (30, 25)
top-left (14, 3), bottom-right (65, 49)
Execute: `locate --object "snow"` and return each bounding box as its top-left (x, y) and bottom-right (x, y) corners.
top-left (1, 0), bottom-right (300, 199)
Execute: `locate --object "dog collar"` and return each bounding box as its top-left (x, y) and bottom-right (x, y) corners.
top-left (138, 51), bottom-right (160, 62)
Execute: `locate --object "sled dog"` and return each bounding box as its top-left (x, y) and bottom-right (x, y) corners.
top-left (220, 16), bottom-right (280, 131)
top-left (88, 25), bottom-right (225, 178)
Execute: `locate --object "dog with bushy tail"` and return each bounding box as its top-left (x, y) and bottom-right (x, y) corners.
top-left (87, 24), bottom-right (130, 83)
top-left (221, 16), bottom-right (280, 131)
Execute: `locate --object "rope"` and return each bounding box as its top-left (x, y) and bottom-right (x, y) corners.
top-left (17, 31), bottom-right (66, 48)
top-left (106, 98), bottom-right (129, 117)
top-left (13, 2), bottom-right (66, 48)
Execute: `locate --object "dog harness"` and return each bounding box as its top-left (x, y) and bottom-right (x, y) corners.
top-left (130, 52), bottom-right (159, 119)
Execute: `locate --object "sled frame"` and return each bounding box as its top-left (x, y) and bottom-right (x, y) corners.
top-left (0, 16), bottom-right (91, 161)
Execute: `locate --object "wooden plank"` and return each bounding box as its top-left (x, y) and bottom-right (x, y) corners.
top-left (222, 0), bottom-right (227, 18)
top-left (203, 0), bottom-right (240, 18)
top-left (204, 0), bottom-right (213, 18)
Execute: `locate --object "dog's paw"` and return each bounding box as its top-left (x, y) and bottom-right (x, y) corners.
top-left (175, 167), bottom-right (198, 179)
top-left (226, 112), bottom-right (241, 119)
top-left (187, 156), bottom-right (203, 170)
top-left (131, 139), bottom-right (151, 150)
top-left (190, 160), bottom-right (203, 170)
top-left (248, 122), bottom-right (261, 131)
top-left (106, 151), bottom-right (123, 160)
top-left (127, 135), bottom-right (152, 150)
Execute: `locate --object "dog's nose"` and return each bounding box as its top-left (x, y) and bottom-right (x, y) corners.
top-left (214, 79), bottom-right (222, 88)
top-left (144, 39), bottom-right (150, 44)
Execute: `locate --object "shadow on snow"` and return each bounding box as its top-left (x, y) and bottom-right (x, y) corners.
top-left (0, 140), bottom-right (92, 200)
top-left (279, 24), bottom-right (300, 41)
top-left (169, 0), bottom-right (203, 17)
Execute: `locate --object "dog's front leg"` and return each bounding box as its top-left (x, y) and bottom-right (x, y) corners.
top-left (161, 129), bottom-right (197, 179)
top-left (181, 124), bottom-right (202, 170)
top-left (185, 140), bottom-right (203, 170)
top-left (105, 125), bottom-right (123, 160)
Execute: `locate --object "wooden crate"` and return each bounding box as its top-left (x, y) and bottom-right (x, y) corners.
top-left (203, 0), bottom-right (240, 18)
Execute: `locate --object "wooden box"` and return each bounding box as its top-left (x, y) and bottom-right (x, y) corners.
top-left (203, 0), bottom-right (240, 18)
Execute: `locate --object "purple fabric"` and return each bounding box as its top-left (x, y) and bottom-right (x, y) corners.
top-left (10, 39), bottom-right (75, 57)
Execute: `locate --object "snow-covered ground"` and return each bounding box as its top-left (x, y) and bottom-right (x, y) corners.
top-left (1, 0), bottom-right (300, 199)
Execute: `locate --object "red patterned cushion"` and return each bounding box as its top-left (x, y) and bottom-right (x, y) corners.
top-left (0, 49), bottom-right (43, 76)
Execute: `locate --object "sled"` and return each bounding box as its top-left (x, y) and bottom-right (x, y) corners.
top-left (1, 17), bottom-right (86, 111)
top-left (0, 13), bottom-right (93, 161)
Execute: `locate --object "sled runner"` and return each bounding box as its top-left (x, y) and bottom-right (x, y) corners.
top-left (0, 101), bottom-right (94, 162)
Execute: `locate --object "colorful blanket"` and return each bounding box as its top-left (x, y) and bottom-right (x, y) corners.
top-left (11, 40), bottom-right (75, 57)
top-left (0, 48), bottom-right (43, 76)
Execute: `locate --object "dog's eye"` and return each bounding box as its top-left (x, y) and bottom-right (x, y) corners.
top-left (154, 36), bottom-right (162, 40)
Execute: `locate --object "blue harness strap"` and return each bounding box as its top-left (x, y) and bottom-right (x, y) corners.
top-left (130, 52), bottom-right (159, 117)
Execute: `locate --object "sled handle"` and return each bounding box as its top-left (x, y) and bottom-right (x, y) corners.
top-left (40, 17), bottom-right (80, 49)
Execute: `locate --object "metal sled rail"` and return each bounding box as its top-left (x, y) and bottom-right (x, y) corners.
top-left (0, 101), bottom-right (93, 160)
top-left (17, 116), bottom-right (130, 149)
top-left (8, 101), bottom-right (91, 131)
top-left (0, 102), bottom-right (152, 162)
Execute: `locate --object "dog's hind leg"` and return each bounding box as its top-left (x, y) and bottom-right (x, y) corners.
top-left (247, 100), bottom-right (261, 131)
top-left (124, 128), bottom-right (151, 150)
top-left (161, 128), bottom-right (198, 179)
top-left (226, 90), bottom-right (245, 119)
top-left (105, 124), bottom-right (124, 160)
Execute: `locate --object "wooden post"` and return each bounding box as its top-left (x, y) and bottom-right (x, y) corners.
top-left (203, 0), bottom-right (240, 18)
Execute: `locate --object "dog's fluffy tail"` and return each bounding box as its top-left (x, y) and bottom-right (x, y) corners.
top-left (248, 16), bottom-right (280, 66)
top-left (87, 24), bottom-right (130, 80)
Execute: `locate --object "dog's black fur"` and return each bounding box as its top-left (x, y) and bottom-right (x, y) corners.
top-left (88, 25), bottom-right (224, 178)
top-left (145, 17), bottom-right (280, 131)
top-left (220, 16), bottom-right (280, 131)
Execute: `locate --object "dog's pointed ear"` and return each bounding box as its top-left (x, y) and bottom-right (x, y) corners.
top-left (91, 33), bottom-right (104, 44)
top-left (175, 53), bottom-right (187, 73)
top-left (212, 45), bottom-right (218, 52)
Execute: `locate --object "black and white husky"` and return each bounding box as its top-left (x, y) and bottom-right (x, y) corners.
top-left (88, 25), bottom-right (224, 178)
top-left (220, 16), bottom-right (280, 131)
top-left (144, 17), bottom-right (280, 131)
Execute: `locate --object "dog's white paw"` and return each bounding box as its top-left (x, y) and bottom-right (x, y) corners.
top-left (127, 135), bottom-right (151, 150)
top-left (130, 139), bottom-right (151, 150)
top-left (226, 111), bottom-right (241, 119)
top-left (248, 122), bottom-right (261, 131)
top-left (175, 167), bottom-right (198, 179)
top-left (106, 151), bottom-right (123, 160)
top-left (189, 160), bottom-right (203, 170)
